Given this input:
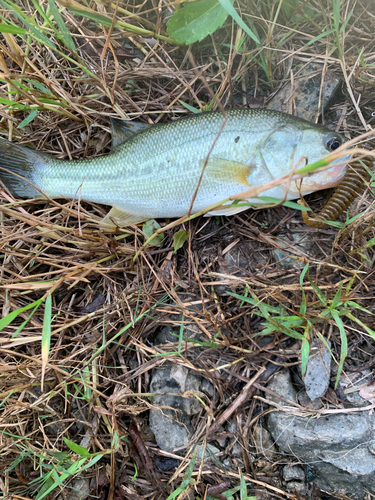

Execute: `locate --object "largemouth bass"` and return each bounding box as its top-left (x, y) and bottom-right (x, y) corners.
top-left (0, 109), bottom-right (348, 226)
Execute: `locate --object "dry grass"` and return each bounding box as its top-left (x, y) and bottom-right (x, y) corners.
top-left (0, 0), bottom-right (374, 499)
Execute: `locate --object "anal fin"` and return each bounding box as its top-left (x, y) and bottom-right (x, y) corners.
top-left (100, 207), bottom-right (150, 228)
top-left (205, 204), bottom-right (251, 217)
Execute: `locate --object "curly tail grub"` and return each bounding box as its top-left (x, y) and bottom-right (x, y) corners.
top-left (302, 138), bottom-right (375, 228)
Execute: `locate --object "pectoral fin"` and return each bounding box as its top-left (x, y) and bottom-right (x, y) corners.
top-left (110, 118), bottom-right (151, 151)
top-left (205, 158), bottom-right (255, 186)
top-left (100, 207), bottom-right (149, 227)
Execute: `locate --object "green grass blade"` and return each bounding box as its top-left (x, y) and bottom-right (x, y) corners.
top-left (47, 0), bottom-right (77, 53)
top-left (0, 0), bottom-right (57, 49)
top-left (0, 297), bottom-right (44, 331)
top-left (331, 310), bottom-right (347, 387)
top-left (345, 312), bottom-right (375, 340)
top-left (17, 110), bottom-right (38, 128)
top-left (300, 329), bottom-right (310, 376)
top-left (41, 294), bottom-right (52, 390)
top-left (331, 282), bottom-right (343, 309)
top-left (0, 22), bottom-right (26, 34)
top-left (299, 263), bottom-right (309, 314)
top-left (217, 0), bottom-right (260, 44)
top-left (332, 0), bottom-right (340, 30)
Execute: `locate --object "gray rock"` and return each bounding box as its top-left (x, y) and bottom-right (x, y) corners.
top-left (267, 62), bottom-right (341, 122)
top-left (253, 424), bottom-right (277, 459)
top-left (149, 364), bottom-right (204, 453)
top-left (297, 389), bottom-right (323, 410)
top-left (196, 443), bottom-right (220, 461)
top-left (215, 426), bottom-right (227, 448)
top-left (283, 465), bottom-right (305, 482)
top-left (273, 233), bottom-right (311, 270)
top-left (339, 369), bottom-right (373, 405)
top-left (227, 421), bottom-right (243, 458)
top-left (300, 339), bottom-right (331, 401)
top-left (149, 402), bottom-right (192, 453)
top-left (200, 377), bottom-right (215, 398)
top-left (267, 369), bottom-right (375, 499)
top-left (215, 245), bottom-right (249, 295)
top-left (286, 481), bottom-right (308, 495)
top-left (154, 326), bottom-right (179, 345)
top-left (67, 478), bottom-right (90, 500)
top-left (267, 369), bottom-right (298, 405)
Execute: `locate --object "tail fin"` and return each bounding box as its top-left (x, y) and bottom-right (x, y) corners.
top-left (0, 139), bottom-right (49, 198)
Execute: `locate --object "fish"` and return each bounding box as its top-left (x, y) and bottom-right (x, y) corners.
top-left (0, 109), bottom-right (349, 227)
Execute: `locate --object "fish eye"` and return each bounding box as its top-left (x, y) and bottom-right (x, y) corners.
top-left (326, 134), bottom-right (342, 151)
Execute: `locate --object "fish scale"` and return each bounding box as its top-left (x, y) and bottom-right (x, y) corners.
top-left (0, 109), bottom-right (349, 225)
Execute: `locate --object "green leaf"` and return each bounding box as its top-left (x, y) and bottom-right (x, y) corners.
top-left (332, 0), bottom-right (340, 30)
top-left (166, 448), bottom-right (197, 500)
top-left (63, 437), bottom-right (91, 457)
top-left (0, 22), bottom-right (27, 34)
top-left (331, 310), bottom-right (347, 387)
top-left (17, 110), bottom-right (38, 129)
top-left (111, 430), bottom-right (120, 452)
top-left (167, 0), bottom-right (234, 45)
top-left (300, 330), bottom-right (310, 376)
top-left (330, 282), bottom-right (343, 309)
top-left (256, 196), bottom-right (311, 211)
top-left (142, 219), bottom-right (164, 247)
top-left (41, 293), bottom-right (52, 388)
top-left (0, 0), bottom-right (57, 49)
top-left (217, 0), bottom-right (260, 44)
top-left (67, 6), bottom-right (113, 27)
top-left (178, 100), bottom-right (201, 113)
top-left (0, 297), bottom-right (44, 331)
top-left (0, 97), bottom-right (29, 109)
top-left (282, 0), bottom-right (300, 19)
top-left (299, 263), bottom-right (309, 315)
top-left (173, 230), bottom-right (190, 253)
top-left (47, 0), bottom-right (77, 53)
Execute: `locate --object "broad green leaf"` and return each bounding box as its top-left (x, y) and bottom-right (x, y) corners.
top-left (167, 0), bottom-right (234, 45)
top-left (217, 0), bottom-right (260, 44)
top-left (142, 219), bottom-right (164, 247)
top-left (47, 0), bottom-right (77, 53)
top-left (173, 230), bottom-right (190, 253)
top-left (17, 110), bottom-right (38, 128)
top-left (63, 437), bottom-right (91, 457)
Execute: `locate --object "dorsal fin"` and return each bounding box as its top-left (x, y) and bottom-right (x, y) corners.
top-left (110, 118), bottom-right (151, 151)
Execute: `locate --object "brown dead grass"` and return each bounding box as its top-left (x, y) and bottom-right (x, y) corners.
top-left (0, 0), bottom-right (374, 499)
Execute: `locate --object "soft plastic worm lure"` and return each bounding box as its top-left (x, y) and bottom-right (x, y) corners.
top-left (302, 138), bottom-right (375, 228)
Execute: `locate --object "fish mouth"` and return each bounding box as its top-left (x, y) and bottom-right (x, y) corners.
top-left (287, 159), bottom-right (348, 195)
